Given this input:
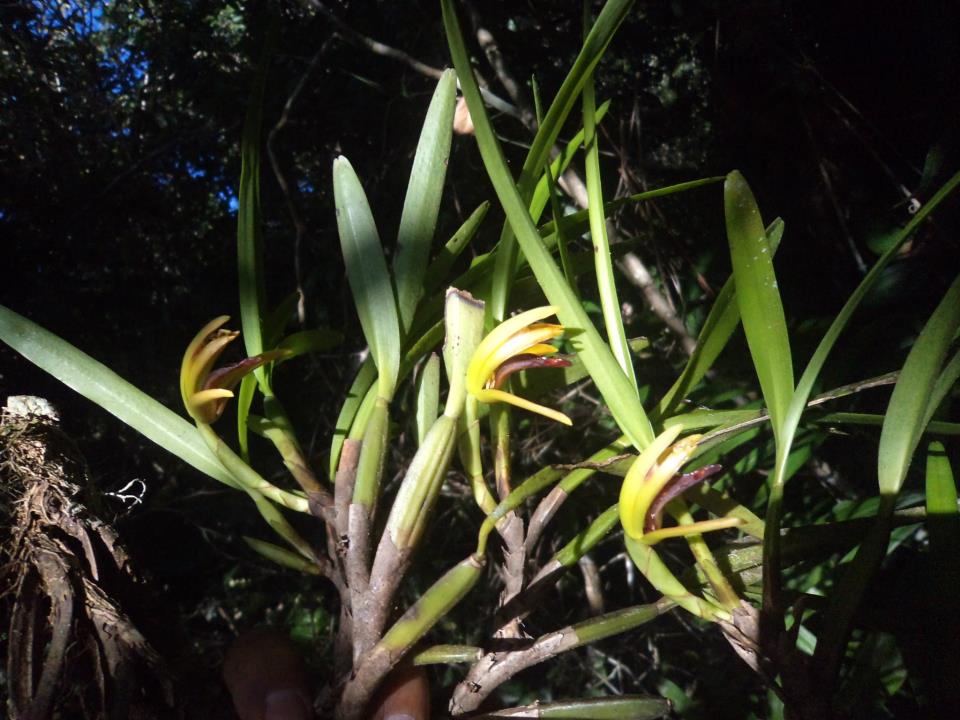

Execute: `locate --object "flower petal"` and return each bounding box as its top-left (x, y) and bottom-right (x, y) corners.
top-left (193, 330), bottom-right (240, 384)
top-left (524, 343), bottom-right (561, 356)
top-left (618, 425), bottom-right (683, 539)
top-left (644, 464), bottom-right (722, 533)
top-left (476, 324), bottom-right (563, 389)
top-left (475, 388), bottom-right (572, 426)
top-left (467, 306), bottom-right (558, 391)
top-left (187, 388), bottom-right (236, 423)
top-left (180, 316), bottom-right (230, 402)
top-left (640, 517), bottom-right (745, 545)
top-left (204, 349), bottom-right (289, 393)
top-left (492, 354), bottom-right (571, 389)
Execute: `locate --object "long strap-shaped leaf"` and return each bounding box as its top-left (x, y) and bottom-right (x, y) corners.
top-left (654, 218), bottom-right (784, 421)
top-left (237, 35), bottom-right (271, 370)
top-left (394, 69), bottom-right (457, 335)
top-left (0, 305), bottom-right (238, 488)
top-left (813, 272), bottom-right (960, 684)
top-left (877, 274), bottom-right (960, 495)
top-left (582, 16), bottom-right (636, 391)
top-left (785, 170), bottom-right (960, 446)
top-left (725, 171), bottom-right (794, 436)
top-left (922, 442), bottom-right (960, 713)
top-left (486, 0), bottom-right (634, 322)
top-left (333, 156), bottom-right (401, 400)
top-left (725, 171), bottom-right (797, 618)
top-left (236, 39), bottom-right (274, 459)
top-left (764, 171), bottom-right (960, 613)
top-left (443, 0), bottom-right (654, 449)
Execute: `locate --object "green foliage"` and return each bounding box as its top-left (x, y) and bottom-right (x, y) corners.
top-left (3, 2), bottom-right (959, 717)
top-left (0, 304), bottom-right (237, 489)
top-left (724, 171), bottom-right (794, 438)
top-left (394, 69), bottom-right (458, 334)
top-left (333, 157), bottom-right (402, 401)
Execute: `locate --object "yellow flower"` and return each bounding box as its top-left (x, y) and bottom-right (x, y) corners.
top-left (465, 306), bottom-right (572, 426)
top-left (619, 425), bottom-right (742, 544)
top-left (180, 316), bottom-right (285, 424)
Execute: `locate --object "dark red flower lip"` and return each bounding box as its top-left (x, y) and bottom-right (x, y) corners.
top-left (643, 464), bottom-right (723, 533)
top-left (491, 353), bottom-right (572, 389)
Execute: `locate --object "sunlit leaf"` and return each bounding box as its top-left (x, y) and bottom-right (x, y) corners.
top-left (415, 353), bottom-right (440, 446)
top-left (443, 0), bottom-right (654, 449)
top-left (394, 69), bottom-right (457, 334)
top-left (276, 328), bottom-right (343, 360)
top-left (879, 273), bottom-right (960, 494)
top-left (237, 36), bottom-right (271, 376)
top-left (333, 156), bottom-right (401, 400)
top-left (725, 170), bottom-right (794, 436)
top-left (0, 305), bottom-right (237, 489)
top-left (583, 35), bottom-right (636, 391)
top-left (655, 218), bottom-right (784, 420)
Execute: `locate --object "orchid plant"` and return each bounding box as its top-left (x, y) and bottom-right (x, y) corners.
top-left (2, 0), bottom-right (959, 718)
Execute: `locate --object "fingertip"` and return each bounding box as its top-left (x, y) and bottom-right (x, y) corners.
top-left (223, 628), bottom-right (312, 720)
top-left (370, 665), bottom-right (431, 720)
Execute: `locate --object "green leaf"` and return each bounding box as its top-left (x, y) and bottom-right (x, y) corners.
top-left (531, 76), bottom-right (576, 287)
top-left (237, 38), bottom-right (271, 377)
top-left (415, 354), bottom-right (440, 446)
top-left (786, 170), bottom-right (960, 454)
top-left (814, 412), bottom-right (960, 436)
top-left (479, 0), bottom-right (635, 321)
top-left (394, 69), bottom-right (457, 334)
top-left (246, 486), bottom-right (316, 557)
top-left (0, 305), bottom-right (238, 489)
top-left (276, 328), bottom-right (343, 360)
top-left (813, 274), bottom-right (960, 683)
top-left (923, 348), bottom-right (960, 428)
top-left (583, 41), bottom-right (636, 391)
top-left (333, 156), bottom-right (401, 399)
top-left (329, 357), bottom-right (376, 480)
top-left (923, 441), bottom-right (960, 712)
top-left (237, 372), bottom-right (257, 461)
top-left (443, 0), bottom-right (654, 450)
top-left (654, 218), bottom-right (784, 420)
top-left (424, 201), bottom-right (489, 293)
top-left (243, 536), bottom-right (321, 575)
top-left (539, 176), bottom-right (724, 241)
top-left (725, 170), bottom-right (794, 436)
top-left (528, 97), bottom-right (612, 238)
top-left (878, 273), bottom-right (960, 494)
top-left (926, 440), bottom-right (958, 527)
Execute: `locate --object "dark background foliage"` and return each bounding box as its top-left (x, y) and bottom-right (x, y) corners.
top-left (2, 0), bottom-right (958, 716)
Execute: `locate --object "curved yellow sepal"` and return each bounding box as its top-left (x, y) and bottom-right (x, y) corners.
top-left (618, 425), bottom-right (683, 539)
top-left (186, 388), bottom-right (235, 424)
top-left (477, 324), bottom-right (562, 388)
top-left (191, 388), bottom-right (235, 404)
top-left (525, 343), bottom-right (560, 356)
top-left (475, 388), bottom-right (572, 426)
top-left (639, 516), bottom-right (745, 545)
top-left (467, 307), bottom-right (557, 389)
top-left (179, 315), bottom-right (231, 403)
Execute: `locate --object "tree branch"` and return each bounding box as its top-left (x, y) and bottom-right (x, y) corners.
top-left (450, 599), bottom-right (674, 715)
